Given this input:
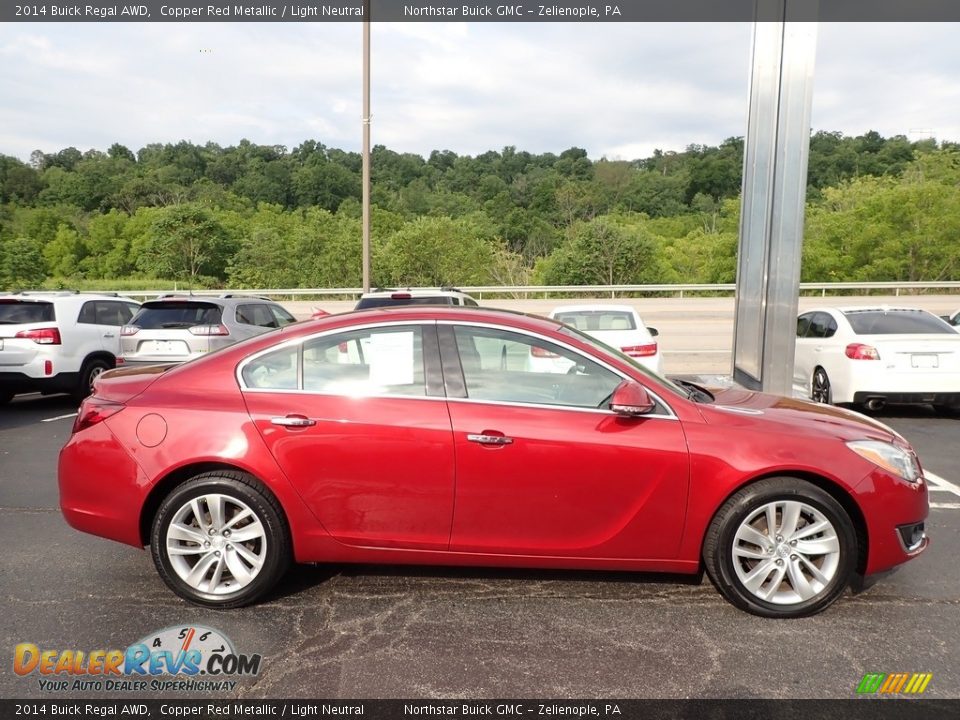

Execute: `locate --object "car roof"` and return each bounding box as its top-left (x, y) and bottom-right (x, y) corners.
top-left (0, 291), bottom-right (137, 303)
top-left (804, 306), bottom-right (934, 316)
top-left (142, 295), bottom-right (275, 307)
top-left (359, 287), bottom-right (471, 298)
top-left (289, 305), bottom-right (561, 336)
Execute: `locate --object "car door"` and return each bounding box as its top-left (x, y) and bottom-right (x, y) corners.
top-left (793, 313), bottom-right (816, 396)
top-left (240, 321), bottom-right (456, 551)
top-left (440, 323), bottom-right (690, 560)
top-left (94, 301), bottom-right (137, 354)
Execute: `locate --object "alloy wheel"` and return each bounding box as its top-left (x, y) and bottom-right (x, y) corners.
top-left (731, 500), bottom-right (841, 605)
top-left (165, 493), bottom-right (267, 595)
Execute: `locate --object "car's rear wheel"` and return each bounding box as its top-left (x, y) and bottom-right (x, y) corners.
top-left (703, 477), bottom-right (856, 618)
top-left (150, 471), bottom-right (291, 608)
top-left (0, 390), bottom-right (13, 406)
top-left (811, 367), bottom-right (832, 404)
top-left (74, 357), bottom-right (112, 402)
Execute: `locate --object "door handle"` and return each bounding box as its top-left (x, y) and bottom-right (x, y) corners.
top-left (271, 415), bottom-right (316, 428)
top-left (467, 433), bottom-right (513, 446)
top-left (103, 332), bottom-right (116, 338)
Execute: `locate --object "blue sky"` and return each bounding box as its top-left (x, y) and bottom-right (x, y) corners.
top-left (1, 22), bottom-right (957, 161)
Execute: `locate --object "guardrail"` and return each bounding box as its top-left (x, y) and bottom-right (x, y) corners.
top-left (103, 281), bottom-right (960, 301)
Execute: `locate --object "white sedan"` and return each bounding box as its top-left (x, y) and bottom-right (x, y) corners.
top-left (793, 306), bottom-right (960, 413)
top-left (532, 305), bottom-right (663, 375)
top-left (942, 309), bottom-right (960, 331)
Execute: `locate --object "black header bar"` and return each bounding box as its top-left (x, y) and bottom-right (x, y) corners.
top-left (4, 0), bottom-right (960, 23)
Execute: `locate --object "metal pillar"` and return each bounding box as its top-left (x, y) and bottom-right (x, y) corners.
top-left (732, 6), bottom-right (818, 395)
top-left (361, 4), bottom-right (372, 292)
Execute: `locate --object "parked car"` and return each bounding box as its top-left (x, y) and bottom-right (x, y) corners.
top-left (119, 295), bottom-right (297, 367)
top-left (0, 291), bottom-right (140, 404)
top-left (60, 306), bottom-right (929, 617)
top-left (354, 287), bottom-right (478, 309)
top-left (942, 309), bottom-right (960, 331)
top-left (794, 306), bottom-right (960, 413)
top-left (533, 305), bottom-right (663, 375)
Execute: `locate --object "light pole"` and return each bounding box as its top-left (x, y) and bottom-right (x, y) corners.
top-left (361, 2), bottom-right (371, 292)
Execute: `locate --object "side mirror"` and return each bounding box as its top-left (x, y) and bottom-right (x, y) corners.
top-left (609, 380), bottom-right (656, 416)
top-left (647, 327), bottom-right (659, 337)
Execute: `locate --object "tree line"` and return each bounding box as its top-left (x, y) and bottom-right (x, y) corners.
top-left (0, 130), bottom-right (958, 290)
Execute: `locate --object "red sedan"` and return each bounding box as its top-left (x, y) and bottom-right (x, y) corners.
top-left (59, 307), bottom-right (929, 617)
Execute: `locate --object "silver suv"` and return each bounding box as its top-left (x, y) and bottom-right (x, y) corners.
top-left (355, 287), bottom-right (479, 310)
top-left (119, 295), bottom-right (297, 367)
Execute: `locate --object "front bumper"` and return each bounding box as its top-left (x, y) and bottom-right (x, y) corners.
top-left (854, 467), bottom-right (930, 577)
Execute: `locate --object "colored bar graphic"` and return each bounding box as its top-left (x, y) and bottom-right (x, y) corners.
top-left (857, 672), bottom-right (932, 695)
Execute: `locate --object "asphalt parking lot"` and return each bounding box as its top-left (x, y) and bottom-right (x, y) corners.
top-left (1, 390), bottom-right (958, 700)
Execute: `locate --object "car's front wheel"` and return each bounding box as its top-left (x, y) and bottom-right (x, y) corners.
top-left (703, 477), bottom-right (856, 618)
top-left (150, 471), bottom-right (291, 608)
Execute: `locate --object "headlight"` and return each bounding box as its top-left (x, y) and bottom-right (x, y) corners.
top-left (846, 440), bottom-right (921, 483)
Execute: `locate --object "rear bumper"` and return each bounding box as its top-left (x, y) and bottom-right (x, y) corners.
top-left (853, 390), bottom-right (960, 407)
top-left (0, 371), bottom-right (79, 395)
top-left (58, 419), bottom-right (149, 547)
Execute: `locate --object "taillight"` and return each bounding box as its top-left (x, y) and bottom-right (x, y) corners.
top-left (530, 346), bottom-right (559, 358)
top-left (622, 343), bottom-right (658, 358)
top-left (390, 293), bottom-right (412, 300)
top-left (846, 343), bottom-right (880, 360)
top-left (15, 327), bottom-right (61, 345)
top-left (188, 324), bottom-right (230, 336)
top-left (72, 398), bottom-right (124, 433)
top-left (120, 325), bottom-right (139, 336)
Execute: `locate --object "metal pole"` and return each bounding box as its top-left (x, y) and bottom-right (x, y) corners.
top-left (361, 4), bottom-right (371, 292)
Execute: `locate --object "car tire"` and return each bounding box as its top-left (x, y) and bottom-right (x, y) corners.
top-left (74, 357), bottom-right (112, 402)
top-left (0, 390), bottom-right (13, 406)
top-left (150, 471), bottom-right (291, 608)
top-left (933, 404), bottom-right (959, 418)
top-left (811, 367), bottom-right (832, 405)
top-left (703, 477), bottom-right (856, 618)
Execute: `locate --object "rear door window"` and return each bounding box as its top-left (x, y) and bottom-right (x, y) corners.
top-left (131, 301), bottom-right (222, 329)
top-left (236, 304), bottom-right (279, 329)
top-left (95, 301), bottom-right (135, 326)
top-left (0, 301), bottom-right (55, 324)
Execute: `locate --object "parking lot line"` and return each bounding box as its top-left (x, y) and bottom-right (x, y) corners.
top-left (40, 413), bottom-right (77, 423)
top-left (926, 472), bottom-right (960, 509)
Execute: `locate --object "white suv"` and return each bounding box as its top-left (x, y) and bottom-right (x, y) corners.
top-left (0, 291), bottom-right (140, 404)
top-left (354, 287), bottom-right (479, 310)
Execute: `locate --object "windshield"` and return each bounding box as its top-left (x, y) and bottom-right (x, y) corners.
top-left (131, 301), bottom-right (222, 329)
top-left (355, 296), bottom-right (456, 310)
top-left (0, 300), bottom-right (55, 324)
top-left (557, 324), bottom-right (692, 400)
top-left (553, 309), bottom-right (637, 332)
top-left (844, 310), bottom-right (955, 335)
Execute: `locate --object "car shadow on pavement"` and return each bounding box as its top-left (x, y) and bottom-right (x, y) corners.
top-left (266, 563), bottom-right (707, 604)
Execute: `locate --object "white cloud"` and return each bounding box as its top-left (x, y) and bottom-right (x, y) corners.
top-left (0, 22), bottom-right (957, 161)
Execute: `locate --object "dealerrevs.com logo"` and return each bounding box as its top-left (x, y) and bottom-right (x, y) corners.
top-left (14, 625), bottom-right (261, 693)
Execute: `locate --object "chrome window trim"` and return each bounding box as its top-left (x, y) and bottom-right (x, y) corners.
top-left (439, 319), bottom-right (678, 419)
top-left (236, 319), bottom-right (436, 393)
top-left (236, 317), bottom-right (680, 419)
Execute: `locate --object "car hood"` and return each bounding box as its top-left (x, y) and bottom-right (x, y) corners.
top-left (698, 386), bottom-right (903, 444)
